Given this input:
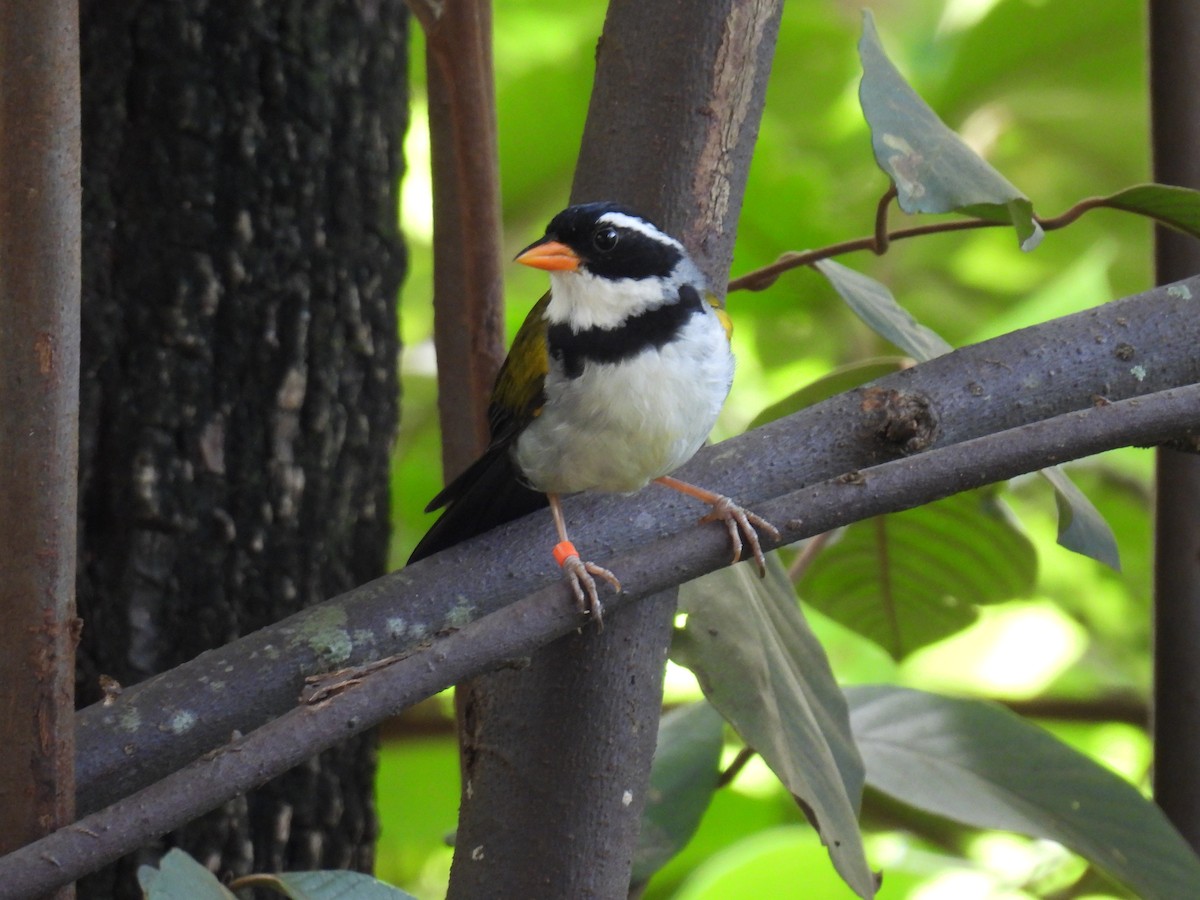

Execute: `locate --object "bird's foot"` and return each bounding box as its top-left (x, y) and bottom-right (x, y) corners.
top-left (554, 541), bottom-right (621, 627)
top-left (697, 495), bottom-right (780, 577)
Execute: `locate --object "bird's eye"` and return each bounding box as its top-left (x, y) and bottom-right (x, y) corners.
top-left (592, 226), bottom-right (620, 253)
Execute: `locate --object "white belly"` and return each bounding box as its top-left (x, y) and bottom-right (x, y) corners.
top-left (514, 312), bottom-right (733, 494)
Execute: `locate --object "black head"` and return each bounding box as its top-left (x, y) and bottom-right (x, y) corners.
top-left (535, 202), bottom-right (685, 281)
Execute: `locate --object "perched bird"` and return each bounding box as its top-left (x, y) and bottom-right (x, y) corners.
top-left (409, 202), bottom-right (777, 624)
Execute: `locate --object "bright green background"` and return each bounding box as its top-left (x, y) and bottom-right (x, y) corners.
top-left (381, 2), bottom-right (1156, 897)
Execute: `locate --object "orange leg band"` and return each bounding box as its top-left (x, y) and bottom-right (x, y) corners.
top-left (553, 540), bottom-right (580, 567)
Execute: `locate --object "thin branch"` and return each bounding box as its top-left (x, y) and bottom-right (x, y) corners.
top-left (1001, 694), bottom-right (1147, 728)
top-left (381, 690), bottom-right (1152, 742)
top-left (6, 383), bottom-right (1200, 897)
top-left (727, 219), bottom-right (997, 292)
top-left (727, 195), bottom-right (1117, 293)
top-left (71, 275), bottom-right (1200, 818)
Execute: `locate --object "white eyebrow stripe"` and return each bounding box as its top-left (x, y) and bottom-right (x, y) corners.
top-left (597, 211), bottom-right (684, 251)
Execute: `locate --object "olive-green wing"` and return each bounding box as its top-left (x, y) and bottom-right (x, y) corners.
top-left (408, 294), bottom-right (551, 563)
top-left (488, 292), bottom-right (550, 444)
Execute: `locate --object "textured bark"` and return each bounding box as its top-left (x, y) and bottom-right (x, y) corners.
top-left (571, 0), bottom-right (780, 295)
top-left (0, 4), bottom-right (81, 898)
top-left (448, 2), bottom-right (783, 897)
top-left (1149, 0), bottom-right (1200, 852)
top-left (76, 1), bottom-right (406, 895)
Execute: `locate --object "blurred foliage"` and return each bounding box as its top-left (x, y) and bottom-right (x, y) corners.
top-left (385, 1), bottom-right (1161, 897)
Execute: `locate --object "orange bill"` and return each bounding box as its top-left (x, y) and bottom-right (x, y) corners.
top-left (515, 240), bottom-right (580, 272)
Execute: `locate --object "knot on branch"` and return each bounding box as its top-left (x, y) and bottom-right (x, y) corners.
top-left (859, 386), bottom-right (939, 455)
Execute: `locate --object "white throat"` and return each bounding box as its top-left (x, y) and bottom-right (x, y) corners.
top-left (544, 268), bottom-right (671, 331)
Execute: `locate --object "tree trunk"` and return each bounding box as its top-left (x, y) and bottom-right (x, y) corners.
top-left (76, 2), bottom-right (406, 895)
top-left (1149, 0), bottom-right (1200, 852)
top-left (448, 1), bottom-right (782, 896)
top-left (0, 5), bottom-right (81, 899)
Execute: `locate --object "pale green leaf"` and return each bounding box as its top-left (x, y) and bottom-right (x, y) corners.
top-left (271, 870), bottom-right (417, 899)
top-left (674, 560), bottom-right (875, 898)
top-left (858, 11), bottom-right (1042, 250)
top-left (814, 260), bottom-right (952, 361)
top-left (1041, 466), bottom-right (1121, 570)
top-left (848, 686), bottom-right (1200, 900)
top-left (139, 850), bottom-right (236, 900)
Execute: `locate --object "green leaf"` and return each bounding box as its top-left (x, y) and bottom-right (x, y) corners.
top-left (138, 850), bottom-right (236, 900)
top-left (857, 10), bottom-right (1043, 251)
top-left (673, 559), bottom-right (875, 899)
top-left (138, 854), bottom-right (415, 900)
top-left (814, 260), bottom-right (952, 361)
top-left (632, 701), bottom-right (725, 886)
top-left (1101, 183), bottom-right (1200, 241)
top-left (847, 686), bottom-right (1200, 900)
top-left (801, 490), bottom-right (1037, 660)
top-left (269, 871), bottom-right (417, 899)
top-left (1040, 465), bottom-right (1121, 570)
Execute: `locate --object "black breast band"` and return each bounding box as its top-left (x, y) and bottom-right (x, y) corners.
top-left (547, 283), bottom-right (705, 379)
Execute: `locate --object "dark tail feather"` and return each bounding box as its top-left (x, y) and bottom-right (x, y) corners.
top-left (408, 444), bottom-right (547, 563)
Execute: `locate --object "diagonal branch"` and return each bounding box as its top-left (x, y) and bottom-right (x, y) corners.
top-left (7, 380), bottom-right (1200, 898)
top-left (72, 275), bottom-right (1200, 818)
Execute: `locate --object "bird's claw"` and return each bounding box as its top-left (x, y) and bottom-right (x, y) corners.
top-left (699, 495), bottom-right (780, 577)
top-left (560, 555), bottom-right (622, 628)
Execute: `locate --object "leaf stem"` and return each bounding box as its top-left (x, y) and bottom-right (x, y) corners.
top-left (873, 184), bottom-right (897, 254)
top-left (787, 531), bottom-right (832, 582)
top-left (716, 746), bottom-right (757, 788)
